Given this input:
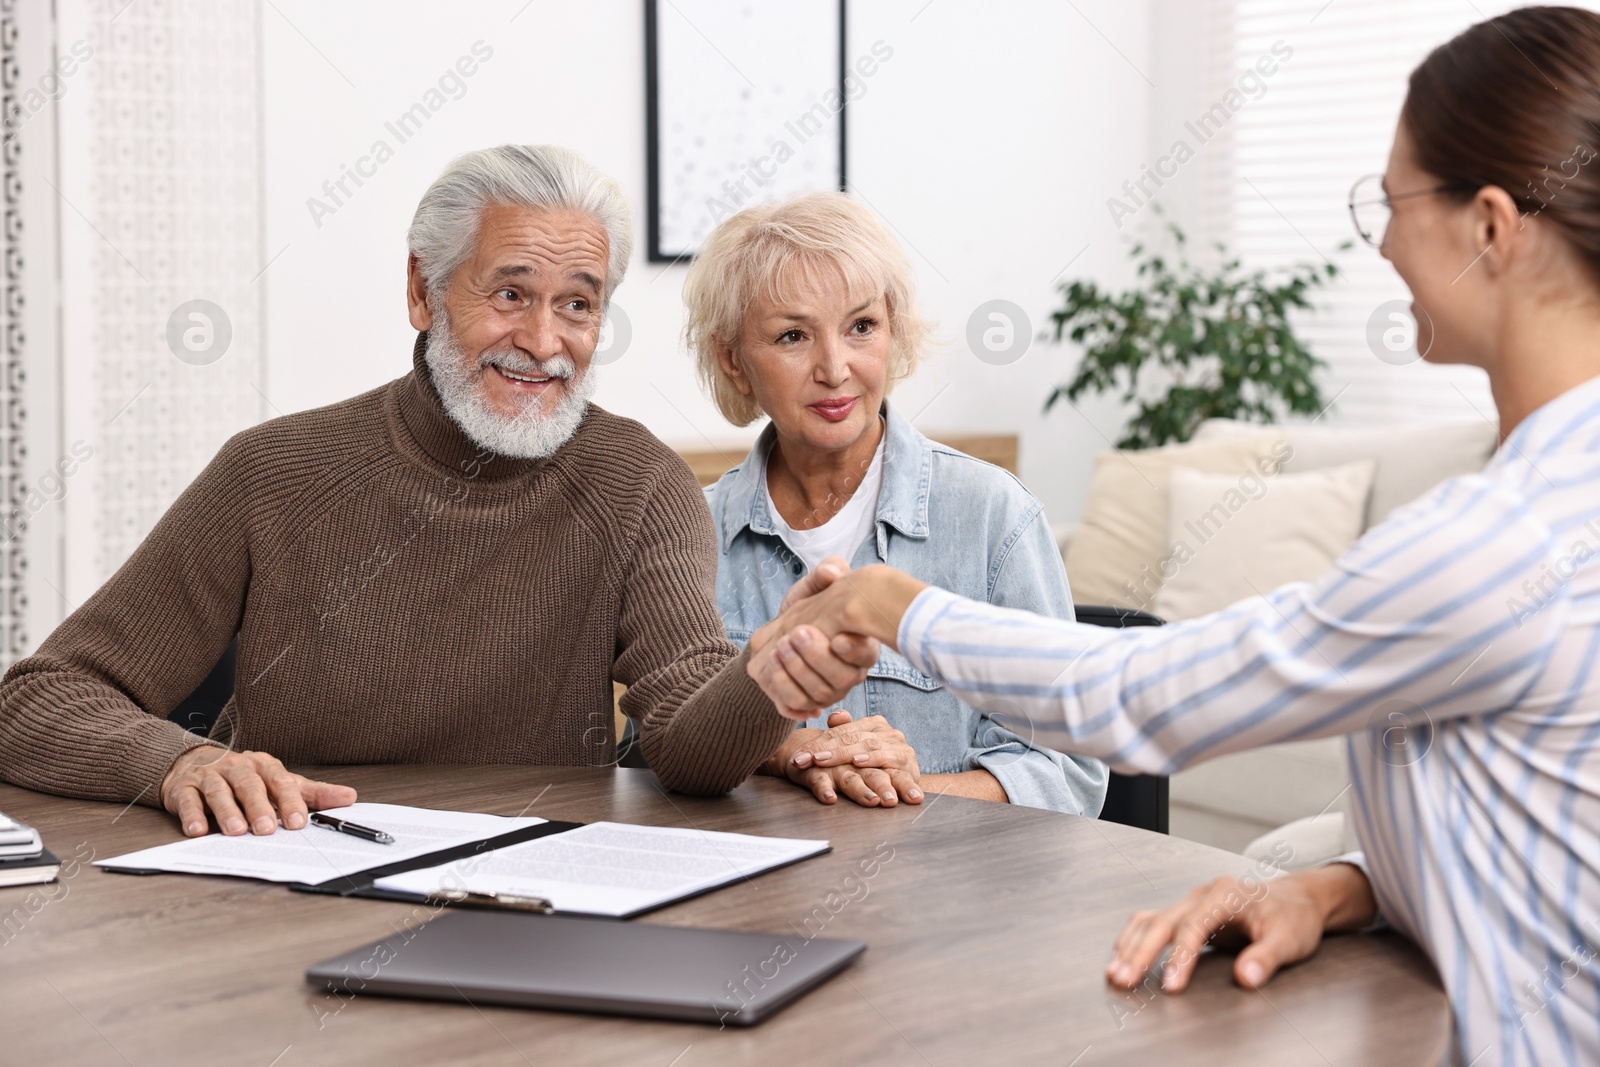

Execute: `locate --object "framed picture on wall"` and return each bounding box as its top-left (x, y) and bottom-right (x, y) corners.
top-left (645, 0), bottom-right (847, 262)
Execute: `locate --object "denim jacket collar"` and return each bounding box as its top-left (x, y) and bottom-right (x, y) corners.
top-left (717, 401), bottom-right (933, 553)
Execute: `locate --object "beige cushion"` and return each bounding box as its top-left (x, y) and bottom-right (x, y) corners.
top-left (1242, 810), bottom-right (1361, 872)
top-left (1192, 418), bottom-right (1498, 528)
top-left (1169, 736), bottom-right (1350, 826)
top-left (1153, 460), bottom-right (1375, 621)
top-left (1064, 435), bottom-right (1278, 610)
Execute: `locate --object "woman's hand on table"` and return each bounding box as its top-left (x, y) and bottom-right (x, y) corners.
top-left (160, 746), bottom-right (357, 837)
top-left (1105, 862), bottom-right (1379, 994)
top-left (766, 709), bottom-right (923, 807)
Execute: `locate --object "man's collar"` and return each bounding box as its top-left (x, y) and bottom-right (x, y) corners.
top-left (394, 330), bottom-right (546, 481)
top-left (717, 401), bottom-right (933, 551)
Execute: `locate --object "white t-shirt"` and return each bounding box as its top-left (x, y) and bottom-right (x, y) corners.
top-left (764, 431), bottom-right (886, 574)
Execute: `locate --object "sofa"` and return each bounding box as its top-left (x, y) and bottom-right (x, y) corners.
top-left (1057, 416), bottom-right (1500, 865)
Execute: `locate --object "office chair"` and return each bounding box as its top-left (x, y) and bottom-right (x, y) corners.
top-left (1076, 604), bottom-right (1169, 834)
top-left (169, 638), bottom-right (237, 735)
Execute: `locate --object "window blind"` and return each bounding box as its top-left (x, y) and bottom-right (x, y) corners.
top-left (1201, 0), bottom-right (1590, 426)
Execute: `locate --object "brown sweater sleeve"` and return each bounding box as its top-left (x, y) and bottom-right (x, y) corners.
top-left (614, 463), bottom-right (791, 796)
top-left (0, 437), bottom-right (252, 803)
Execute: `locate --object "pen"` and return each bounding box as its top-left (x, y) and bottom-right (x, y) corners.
top-left (424, 888), bottom-right (554, 913)
top-left (309, 812), bottom-right (395, 845)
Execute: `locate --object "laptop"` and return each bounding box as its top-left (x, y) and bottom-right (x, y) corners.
top-left (306, 910), bottom-right (866, 1026)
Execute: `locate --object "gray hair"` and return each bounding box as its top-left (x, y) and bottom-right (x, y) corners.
top-left (407, 144), bottom-right (633, 306)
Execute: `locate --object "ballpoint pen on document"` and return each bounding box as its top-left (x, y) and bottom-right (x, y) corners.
top-left (423, 888), bottom-right (555, 913)
top-left (309, 812), bottom-right (395, 844)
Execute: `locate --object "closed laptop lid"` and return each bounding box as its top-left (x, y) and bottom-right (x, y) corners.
top-left (306, 909), bottom-right (866, 1026)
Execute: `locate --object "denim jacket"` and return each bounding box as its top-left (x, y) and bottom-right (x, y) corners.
top-left (704, 403), bottom-right (1107, 814)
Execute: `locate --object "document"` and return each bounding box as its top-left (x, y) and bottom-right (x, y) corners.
top-left (96, 803), bottom-right (546, 885)
top-left (374, 821), bottom-right (829, 918)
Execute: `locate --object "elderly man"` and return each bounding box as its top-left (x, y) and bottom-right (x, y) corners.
top-left (0, 144), bottom-right (873, 838)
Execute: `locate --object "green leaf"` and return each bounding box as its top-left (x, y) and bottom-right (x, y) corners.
top-left (1040, 217), bottom-right (1340, 446)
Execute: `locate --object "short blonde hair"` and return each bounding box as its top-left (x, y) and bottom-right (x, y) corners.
top-left (683, 192), bottom-right (931, 427)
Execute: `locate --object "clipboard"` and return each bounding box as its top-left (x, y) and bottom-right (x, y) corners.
top-left (287, 819), bottom-right (583, 901)
top-left (286, 819), bottom-right (830, 920)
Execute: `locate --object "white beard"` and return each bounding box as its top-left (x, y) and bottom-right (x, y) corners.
top-left (423, 311), bottom-right (596, 460)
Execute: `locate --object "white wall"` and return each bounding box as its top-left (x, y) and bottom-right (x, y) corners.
top-left (259, 0), bottom-right (1155, 526)
top-left (54, 0), bottom-right (267, 612)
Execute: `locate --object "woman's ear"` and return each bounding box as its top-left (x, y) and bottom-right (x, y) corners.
top-left (1471, 184), bottom-right (1530, 278)
top-left (716, 340), bottom-right (754, 397)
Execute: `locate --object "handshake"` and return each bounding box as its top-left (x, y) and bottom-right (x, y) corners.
top-left (745, 557), bottom-right (932, 808)
top-left (747, 559), bottom-right (1017, 810)
top-left (745, 557), bottom-right (929, 721)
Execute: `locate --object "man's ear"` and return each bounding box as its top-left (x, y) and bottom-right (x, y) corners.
top-left (716, 340), bottom-right (753, 397)
top-left (406, 254), bottom-right (433, 332)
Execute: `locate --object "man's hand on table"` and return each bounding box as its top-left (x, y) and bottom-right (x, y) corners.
top-left (765, 709), bottom-right (924, 807)
top-left (748, 559), bottom-right (926, 721)
top-left (1105, 862), bottom-right (1379, 994)
top-left (160, 747), bottom-right (357, 837)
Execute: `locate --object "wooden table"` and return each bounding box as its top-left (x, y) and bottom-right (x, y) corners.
top-left (0, 766), bottom-right (1449, 1066)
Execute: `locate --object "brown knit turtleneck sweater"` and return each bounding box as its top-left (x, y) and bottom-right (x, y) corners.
top-left (0, 334), bottom-right (792, 804)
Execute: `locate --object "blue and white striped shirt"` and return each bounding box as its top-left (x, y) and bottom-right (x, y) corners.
top-left (898, 374), bottom-right (1600, 1066)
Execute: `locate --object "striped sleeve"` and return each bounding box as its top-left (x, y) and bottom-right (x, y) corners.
top-left (1324, 850), bottom-right (1389, 932)
top-left (899, 474), bottom-right (1570, 775)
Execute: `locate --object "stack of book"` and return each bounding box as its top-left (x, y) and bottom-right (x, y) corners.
top-left (0, 812), bottom-right (59, 887)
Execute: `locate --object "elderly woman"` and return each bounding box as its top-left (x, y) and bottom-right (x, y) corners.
top-left (684, 192), bottom-right (1106, 814)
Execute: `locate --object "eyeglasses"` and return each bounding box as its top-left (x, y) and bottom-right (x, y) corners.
top-left (1347, 173), bottom-right (1476, 247)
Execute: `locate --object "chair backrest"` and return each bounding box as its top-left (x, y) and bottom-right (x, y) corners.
top-left (169, 638), bottom-right (237, 734)
top-left (1075, 605), bottom-right (1169, 834)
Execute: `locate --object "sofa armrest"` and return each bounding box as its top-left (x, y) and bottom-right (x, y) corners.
top-left (1053, 521), bottom-right (1079, 559)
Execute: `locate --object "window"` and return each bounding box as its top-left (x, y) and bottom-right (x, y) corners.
top-left (1194, 0), bottom-right (1587, 426)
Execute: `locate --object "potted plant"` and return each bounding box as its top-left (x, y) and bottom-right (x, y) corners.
top-left (1044, 219), bottom-right (1346, 449)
